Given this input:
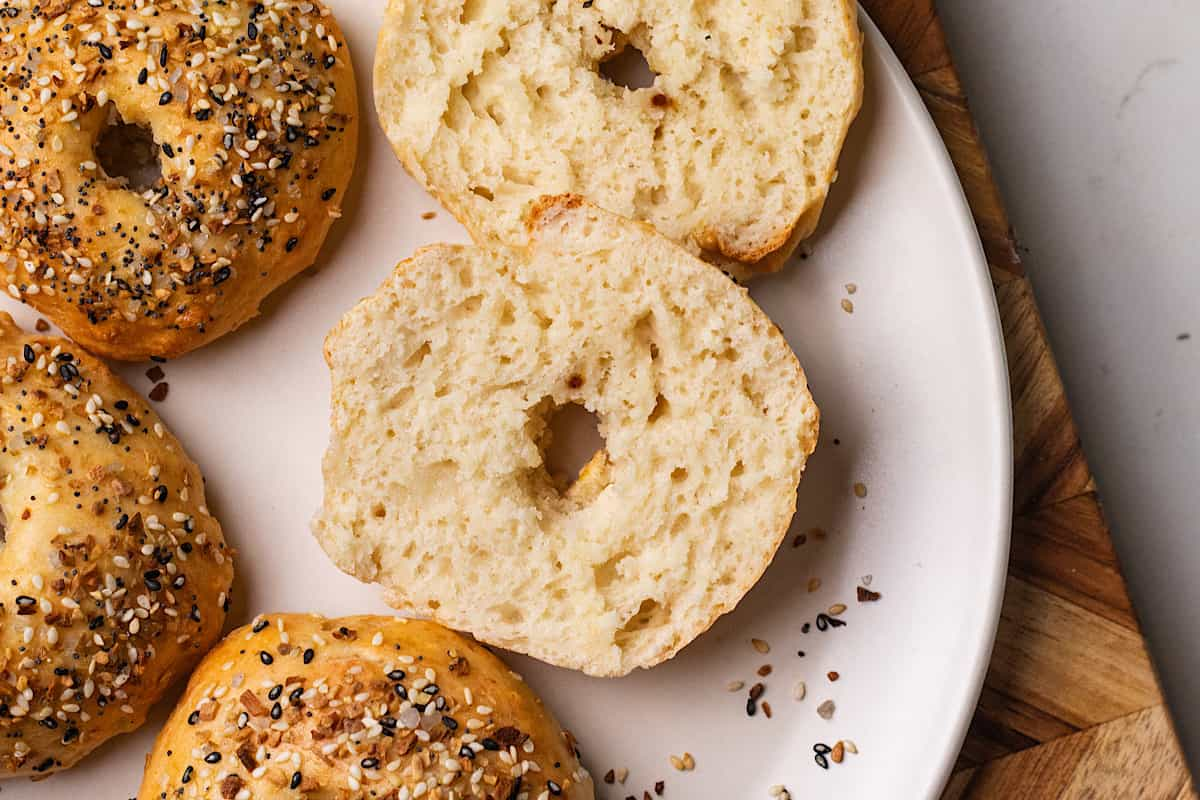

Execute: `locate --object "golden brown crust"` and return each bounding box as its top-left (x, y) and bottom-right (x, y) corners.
top-left (0, 0), bottom-right (358, 360)
top-left (0, 312), bottom-right (233, 777)
top-left (138, 614), bottom-right (595, 800)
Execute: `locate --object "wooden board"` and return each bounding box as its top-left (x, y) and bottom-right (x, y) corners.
top-left (855, 1), bottom-right (1198, 796)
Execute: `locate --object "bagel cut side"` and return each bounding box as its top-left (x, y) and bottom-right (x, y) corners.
top-left (373, 0), bottom-right (861, 277)
top-left (314, 197), bottom-right (818, 676)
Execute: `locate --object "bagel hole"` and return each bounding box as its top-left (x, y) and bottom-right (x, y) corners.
top-left (96, 114), bottom-right (162, 193)
top-left (542, 402), bottom-right (604, 493)
top-left (599, 43), bottom-right (657, 90)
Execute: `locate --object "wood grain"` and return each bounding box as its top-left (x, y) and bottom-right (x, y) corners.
top-left (856, 0), bottom-right (1196, 796)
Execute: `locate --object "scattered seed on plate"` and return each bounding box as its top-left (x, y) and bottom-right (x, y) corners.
top-left (604, 770), bottom-right (615, 784)
top-left (841, 298), bottom-right (854, 314)
top-left (853, 481), bottom-right (868, 498)
top-left (807, 577), bottom-right (821, 592)
top-left (857, 586), bottom-right (882, 602)
top-left (793, 680), bottom-right (806, 701)
top-left (844, 740), bottom-right (858, 754)
top-left (762, 701), bottom-right (773, 718)
top-left (817, 699), bottom-right (835, 719)
top-left (616, 767), bottom-right (629, 784)
top-left (421, 211), bottom-right (437, 220)
top-left (727, 680), bottom-right (745, 692)
top-left (654, 780), bottom-right (664, 795)
top-left (769, 785), bottom-right (792, 799)
top-left (831, 741), bottom-right (845, 763)
top-left (757, 664), bottom-right (772, 677)
top-left (828, 603), bottom-right (847, 616)
top-left (845, 283), bottom-right (858, 294)
top-left (751, 638), bottom-right (770, 654)
top-left (861, 574), bottom-right (873, 586)
top-left (827, 671), bottom-right (840, 682)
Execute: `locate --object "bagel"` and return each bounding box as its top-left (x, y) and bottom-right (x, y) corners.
top-left (0, 0), bottom-right (358, 361)
top-left (138, 613), bottom-right (595, 800)
top-left (0, 313), bottom-right (233, 777)
top-left (373, 0), bottom-right (861, 277)
top-left (314, 196), bottom-right (819, 676)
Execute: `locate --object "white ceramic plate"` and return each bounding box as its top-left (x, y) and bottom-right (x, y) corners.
top-left (6, 9), bottom-right (1011, 800)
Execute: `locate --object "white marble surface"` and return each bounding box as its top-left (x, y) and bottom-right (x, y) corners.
top-left (937, 0), bottom-right (1200, 772)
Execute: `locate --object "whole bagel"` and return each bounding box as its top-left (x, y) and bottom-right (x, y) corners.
top-left (0, 313), bottom-right (234, 777)
top-left (0, 0), bottom-right (358, 360)
top-left (138, 614), bottom-right (595, 800)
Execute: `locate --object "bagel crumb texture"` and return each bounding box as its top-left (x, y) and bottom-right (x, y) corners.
top-left (137, 614), bottom-right (595, 800)
top-left (0, 311), bottom-right (233, 777)
top-left (0, 0), bottom-right (357, 360)
top-left (374, 0), bottom-right (861, 275)
top-left (314, 196), bottom-right (820, 676)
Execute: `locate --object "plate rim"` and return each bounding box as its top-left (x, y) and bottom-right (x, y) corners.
top-left (855, 7), bottom-right (1014, 798)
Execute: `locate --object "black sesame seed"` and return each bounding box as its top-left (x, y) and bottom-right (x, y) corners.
top-left (290, 772), bottom-right (302, 790)
top-left (548, 780), bottom-right (562, 795)
top-left (393, 684), bottom-right (407, 700)
top-left (187, 710), bottom-right (200, 725)
top-left (22, 344), bottom-right (34, 363)
top-left (213, 266), bottom-right (231, 285)
top-left (15, 595), bottom-right (34, 606)
top-left (252, 618), bottom-right (269, 633)
top-left (203, 752), bottom-right (221, 764)
top-left (259, 651), bottom-right (273, 665)
top-left (61, 727), bottom-right (79, 744)
top-left (181, 765), bottom-right (193, 783)
top-left (302, 648), bottom-right (314, 664)
top-left (482, 738), bottom-right (500, 751)
top-left (441, 715), bottom-right (458, 730)
top-left (321, 188), bottom-right (336, 201)
top-left (746, 697), bottom-right (757, 716)
top-left (39, 717), bottom-right (57, 729)
top-left (360, 757), bottom-right (379, 769)
top-left (289, 687), bottom-right (303, 705)
top-left (159, 45), bottom-right (168, 67)
top-left (268, 685), bottom-right (283, 701)
top-left (813, 743), bottom-right (832, 754)
top-left (236, 711), bottom-right (249, 729)
top-left (387, 669), bottom-right (405, 681)
top-left (153, 485), bottom-right (168, 502)
top-left (247, 21), bottom-right (258, 39)
top-left (285, 237), bottom-right (298, 252)
top-left (97, 42), bottom-right (112, 60)
top-left (814, 753), bottom-right (829, 769)
top-left (459, 745), bottom-right (475, 759)
top-left (270, 701), bottom-right (282, 720)
top-left (159, 91), bottom-right (172, 105)
top-left (137, 67), bottom-right (148, 84)
top-left (323, 54), bottom-right (335, 69)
